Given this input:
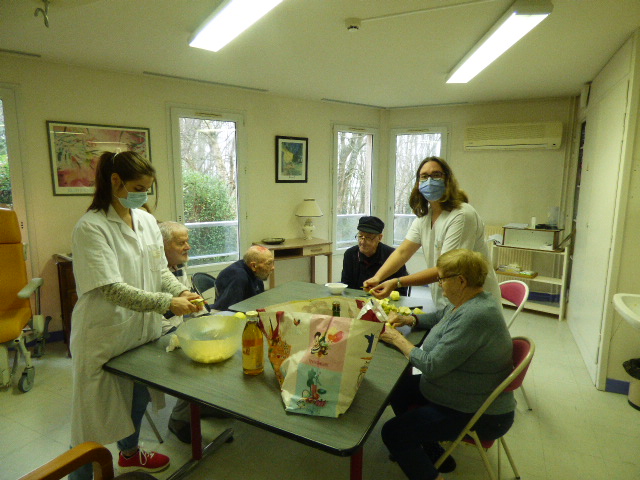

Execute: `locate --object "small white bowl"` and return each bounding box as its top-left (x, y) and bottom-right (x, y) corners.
top-left (325, 282), bottom-right (348, 295)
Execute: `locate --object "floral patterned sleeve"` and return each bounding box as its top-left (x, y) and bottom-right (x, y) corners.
top-left (100, 283), bottom-right (173, 315)
top-left (161, 267), bottom-right (189, 296)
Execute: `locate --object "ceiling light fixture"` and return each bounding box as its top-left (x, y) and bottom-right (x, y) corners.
top-left (189, 0), bottom-right (284, 52)
top-left (446, 0), bottom-right (553, 84)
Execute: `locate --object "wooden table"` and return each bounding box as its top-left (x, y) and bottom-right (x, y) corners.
top-left (252, 238), bottom-right (332, 288)
top-left (105, 283), bottom-right (427, 480)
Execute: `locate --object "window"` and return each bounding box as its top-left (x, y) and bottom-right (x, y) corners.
top-left (0, 87), bottom-right (26, 215)
top-left (390, 127), bottom-right (448, 245)
top-left (0, 86), bottom-right (29, 257)
top-left (170, 108), bottom-right (245, 267)
top-left (333, 126), bottom-right (377, 250)
top-left (0, 99), bottom-right (10, 208)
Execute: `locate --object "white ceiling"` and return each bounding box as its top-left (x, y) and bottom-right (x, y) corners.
top-left (1, 0), bottom-right (639, 108)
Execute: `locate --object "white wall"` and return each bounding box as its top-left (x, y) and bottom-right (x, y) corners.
top-left (388, 100), bottom-right (574, 228)
top-left (0, 54), bottom-right (575, 336)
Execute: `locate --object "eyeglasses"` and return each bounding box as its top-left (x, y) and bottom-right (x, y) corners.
top-left (419, 172), bottom-right (445, 181)
top-left (436, 273), bottom-right (460, 286)
top-left (355, 234), bottom-right (379, 242)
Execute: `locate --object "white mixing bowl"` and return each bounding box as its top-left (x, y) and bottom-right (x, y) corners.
top-left (176, 315), bottom-right (245, 364)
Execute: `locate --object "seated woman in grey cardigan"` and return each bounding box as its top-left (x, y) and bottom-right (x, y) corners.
top-left (379, 248), bottom-right (514, 480)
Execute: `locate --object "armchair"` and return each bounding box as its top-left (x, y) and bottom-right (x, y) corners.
top-left (0, 208), bottom-right (50, 392)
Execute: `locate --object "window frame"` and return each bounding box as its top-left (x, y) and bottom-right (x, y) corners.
top-left (0, 86), bottom-right (36, 268)
top-left (332, 124), bottom-right (380, 253)
top-left (168, 106), bottom-right (247, 271)
top-left (387, 125), bottom-right (449, 247)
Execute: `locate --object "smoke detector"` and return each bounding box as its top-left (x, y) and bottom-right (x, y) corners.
top-left (345, 18), bottom-right (361, 31)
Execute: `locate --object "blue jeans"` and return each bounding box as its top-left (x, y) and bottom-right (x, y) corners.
top-left (382, 374), bottom-right (514, 480)
top-left (70, 383), bottom-right (151, 480)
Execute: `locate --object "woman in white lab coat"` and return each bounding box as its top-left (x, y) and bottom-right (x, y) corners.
top-left (69, 151), bottom-right (201, 479)
top-left (364, 156), bottom-right (500, 310)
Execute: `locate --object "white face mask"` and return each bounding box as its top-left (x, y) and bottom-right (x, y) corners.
top-left (117, 184), bottom-right (148, 209)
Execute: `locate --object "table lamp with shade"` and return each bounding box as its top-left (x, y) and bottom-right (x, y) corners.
top-left (295, 198), bottom-right (323, 240)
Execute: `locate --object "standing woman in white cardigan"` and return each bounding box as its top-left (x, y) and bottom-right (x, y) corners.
top-left (69, 151), bottom-right (201, 479)
top-left (364, 156), bottom-right (500, 310)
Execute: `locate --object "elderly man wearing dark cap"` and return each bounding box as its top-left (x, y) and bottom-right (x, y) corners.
top-left (341, 216), bottom-right (409, 295)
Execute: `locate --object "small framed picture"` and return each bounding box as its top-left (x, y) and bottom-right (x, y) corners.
top-left (47, 121), bottom-right (151, 195)
top-left (275, 136), bottom-right (308, 183)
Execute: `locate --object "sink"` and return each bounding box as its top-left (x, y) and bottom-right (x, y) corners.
top-left (613, 293), bottom-right (640, 330)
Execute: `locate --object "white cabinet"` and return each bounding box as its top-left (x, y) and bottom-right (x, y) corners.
top-left (491, 244), bottom-right (569, 321)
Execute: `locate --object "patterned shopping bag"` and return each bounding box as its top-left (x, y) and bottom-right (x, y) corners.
top-left (257, 297), bottom-right (385, 417)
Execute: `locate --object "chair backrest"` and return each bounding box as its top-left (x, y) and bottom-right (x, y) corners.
top-left (0, 208), bottom-right (30, 312)
top-left (18, 441), bottom-right (115, 480)
top-left (505, 337), bottom-right (534, 391)
top-left (191, 272), bottom-right (216, 296)
top-left (500, 280), bottom-right (529, 329)
top-left (453, 336), bottom-right (535, 443)
top-left (18, 441), bottom-right (159, 480)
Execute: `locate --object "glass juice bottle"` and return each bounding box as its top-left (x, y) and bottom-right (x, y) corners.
top-left (242, 311), bottom-right (264, 375)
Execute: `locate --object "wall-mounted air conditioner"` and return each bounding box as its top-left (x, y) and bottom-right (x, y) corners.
top-left (464, 122), bottom-right (563, 150)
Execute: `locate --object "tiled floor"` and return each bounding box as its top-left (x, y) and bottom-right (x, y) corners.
top-left (3, 308), bottom-right (640, 480)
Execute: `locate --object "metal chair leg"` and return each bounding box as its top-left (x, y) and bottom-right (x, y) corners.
top-left (519, 385), bottom-right (533, 411)
top-left (468, 432), bottom-right (498, 480)
top-left (497, 438), bottom-right (501, 480)
top-left (500, 437), bottom-right (521, 479)
top-left (144, 410), bottom-right (163, 443)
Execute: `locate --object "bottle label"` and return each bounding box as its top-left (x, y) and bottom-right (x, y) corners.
top-left (243, 346), bottom-right (263, 371)
top-left (243, 320), bottom-right (263, 373)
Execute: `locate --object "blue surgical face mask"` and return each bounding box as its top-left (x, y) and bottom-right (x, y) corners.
top-left (419, 178), bottom-right (446, 202)
top-left (117, 183), bottom-right (148, 209)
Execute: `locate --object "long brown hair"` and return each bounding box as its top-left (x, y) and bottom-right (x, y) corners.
top-left (408, 156), bottom-right (468, 218)
top-left (88, 151), bottom-right (157, 214)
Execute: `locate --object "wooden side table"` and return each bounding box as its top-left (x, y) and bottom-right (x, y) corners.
top-left (252, 238), bottom-right (333, 289)
top-left (54, 254), bottom-right (75, 355)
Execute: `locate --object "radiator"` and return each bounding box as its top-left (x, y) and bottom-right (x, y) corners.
top-left (485, 226), bottom-right (556, 295)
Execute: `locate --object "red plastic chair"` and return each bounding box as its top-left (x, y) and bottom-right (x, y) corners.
top-left (499, 280), bottom-right (529, 329)
top-left (435, 336), bottom-right (535, 480)
top-left (499, 280), bottom-right (533, 410)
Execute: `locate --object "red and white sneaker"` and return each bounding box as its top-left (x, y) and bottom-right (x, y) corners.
top-left (118, 448), bottom-right (170, 473)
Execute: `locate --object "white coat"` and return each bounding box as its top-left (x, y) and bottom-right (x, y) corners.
top-left (406, 202), bottom-right (501, 310)
top-left (70, 207), bottom-right (167, 446)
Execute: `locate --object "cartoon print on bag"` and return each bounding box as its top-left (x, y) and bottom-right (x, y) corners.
top-left (356, 357), bottom-right (373, 388)
top-left (310, 331), bottom-right (330, 357)
top-left (297, 368), bottom-right (327, 408)
top-left (310, 327), bottom-right (345, 358)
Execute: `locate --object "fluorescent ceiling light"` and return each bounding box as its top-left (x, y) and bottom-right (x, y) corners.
top-left (447, 0), bottom-right (553, 84)
top-left (189, 0), bottom-right (284, 52)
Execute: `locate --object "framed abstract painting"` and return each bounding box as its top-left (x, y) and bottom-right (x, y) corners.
top-left (47, 121), bottom-right (151, 195)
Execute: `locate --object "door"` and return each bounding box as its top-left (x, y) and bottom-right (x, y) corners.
top-left (568, 78), bottom-right (629, 385)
